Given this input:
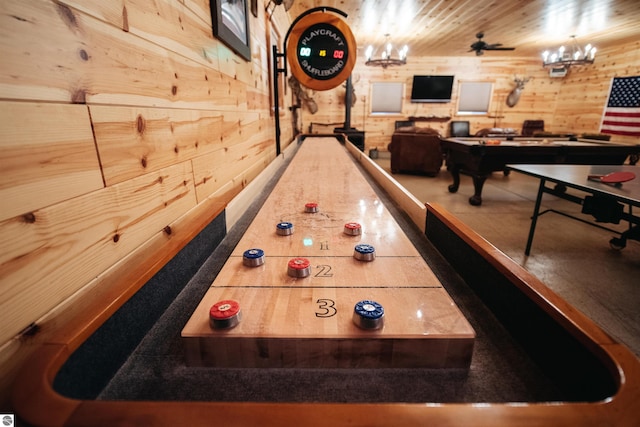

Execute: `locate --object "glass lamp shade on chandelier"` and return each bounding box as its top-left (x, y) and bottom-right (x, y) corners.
top-left (365, 34), bottom-right (408, 68)
top-left (542, 35), bottom-right (596, 68)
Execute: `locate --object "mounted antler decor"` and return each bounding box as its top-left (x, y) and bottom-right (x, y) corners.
top-left (288, 76), bottom-right (318, 114)
top-left (506, 75), bottom-right (532, 108)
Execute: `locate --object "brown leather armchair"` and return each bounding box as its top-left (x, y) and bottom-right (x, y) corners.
top-left (387, 126), bottom-right (443, 176)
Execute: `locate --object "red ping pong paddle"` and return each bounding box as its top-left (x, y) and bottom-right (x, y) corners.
top-left (587, 171), bottom-right (636, 184)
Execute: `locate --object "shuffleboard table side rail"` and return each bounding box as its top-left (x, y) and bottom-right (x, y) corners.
top-left (425, 202), bottom-right (639, 403)
top-left (9, 139), bottom-right (640, 427)
top-left (345, 140), bottom-right (427, 231)
top-left (11, 196), bottom-right (228, 426)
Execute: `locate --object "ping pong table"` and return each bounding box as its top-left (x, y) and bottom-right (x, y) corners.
top-left (507, 164), bottom-right (640, 255)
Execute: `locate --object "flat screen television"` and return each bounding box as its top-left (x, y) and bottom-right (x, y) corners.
top-left (410, 75), bottom-right (454, 103)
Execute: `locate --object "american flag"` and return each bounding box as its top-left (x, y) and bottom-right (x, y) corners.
top-left (600, 76), bottom-right (640, 137)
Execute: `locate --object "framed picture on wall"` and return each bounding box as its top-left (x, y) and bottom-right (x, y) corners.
top-left (210, 0), bottom-right (251, 61)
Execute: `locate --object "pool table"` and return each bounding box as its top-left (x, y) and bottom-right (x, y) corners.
top-left (441, 137), bottom-right (640, 205)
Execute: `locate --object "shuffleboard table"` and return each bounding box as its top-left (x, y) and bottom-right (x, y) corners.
top-left (11, 137), bottom-right (640, 427)
top-left (441, 137), bottom-right (640, 206)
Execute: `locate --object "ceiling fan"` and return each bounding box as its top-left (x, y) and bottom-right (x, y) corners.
top-left (469, 32), bottom-right (515, 56)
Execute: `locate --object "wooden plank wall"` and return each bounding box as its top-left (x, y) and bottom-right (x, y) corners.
top-left (303, 40), bottom-right (640, 150)
top-left (0, 0), bottom-right (294, 407)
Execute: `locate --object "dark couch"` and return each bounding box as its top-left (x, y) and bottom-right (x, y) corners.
top-left (387, 126), bottom-right (443, 175)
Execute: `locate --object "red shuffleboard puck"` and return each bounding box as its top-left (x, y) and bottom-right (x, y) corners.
top-left (344, 222), bottom-right (362, 236)
top-left (209, 300), bottom-right (242, 330)
top-left (287, 257), bottom-right (311, 278)
top-left (304, 202), bottom-right (319, 213)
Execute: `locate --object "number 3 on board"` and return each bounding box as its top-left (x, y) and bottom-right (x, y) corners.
top-left (315, 299), bottom-right (337, 318)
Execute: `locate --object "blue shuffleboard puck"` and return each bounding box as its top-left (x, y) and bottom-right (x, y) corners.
top-left (353, 243), bottom-right (375, 261)
top-left (243, 248), bottom-right (265, 267)
top-left (276, 221), bottom-right (294, 236)
top-left (352, 300), bottom-right (385, 330)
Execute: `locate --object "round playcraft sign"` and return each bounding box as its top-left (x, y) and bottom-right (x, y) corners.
top-left (287, 12), bottom-right (357, 91)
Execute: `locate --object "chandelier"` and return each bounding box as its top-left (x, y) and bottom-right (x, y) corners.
top-left (542, 35), bottom-right (596, 68)
top-left (365, 34), bottom-right (408, 68)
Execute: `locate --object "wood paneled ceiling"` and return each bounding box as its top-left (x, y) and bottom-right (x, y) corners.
top-left (285, 0), bottom-right (640, 59)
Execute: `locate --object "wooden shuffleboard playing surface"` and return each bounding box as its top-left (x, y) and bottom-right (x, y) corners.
top-left (181, 137), bottom-right (475, 368)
